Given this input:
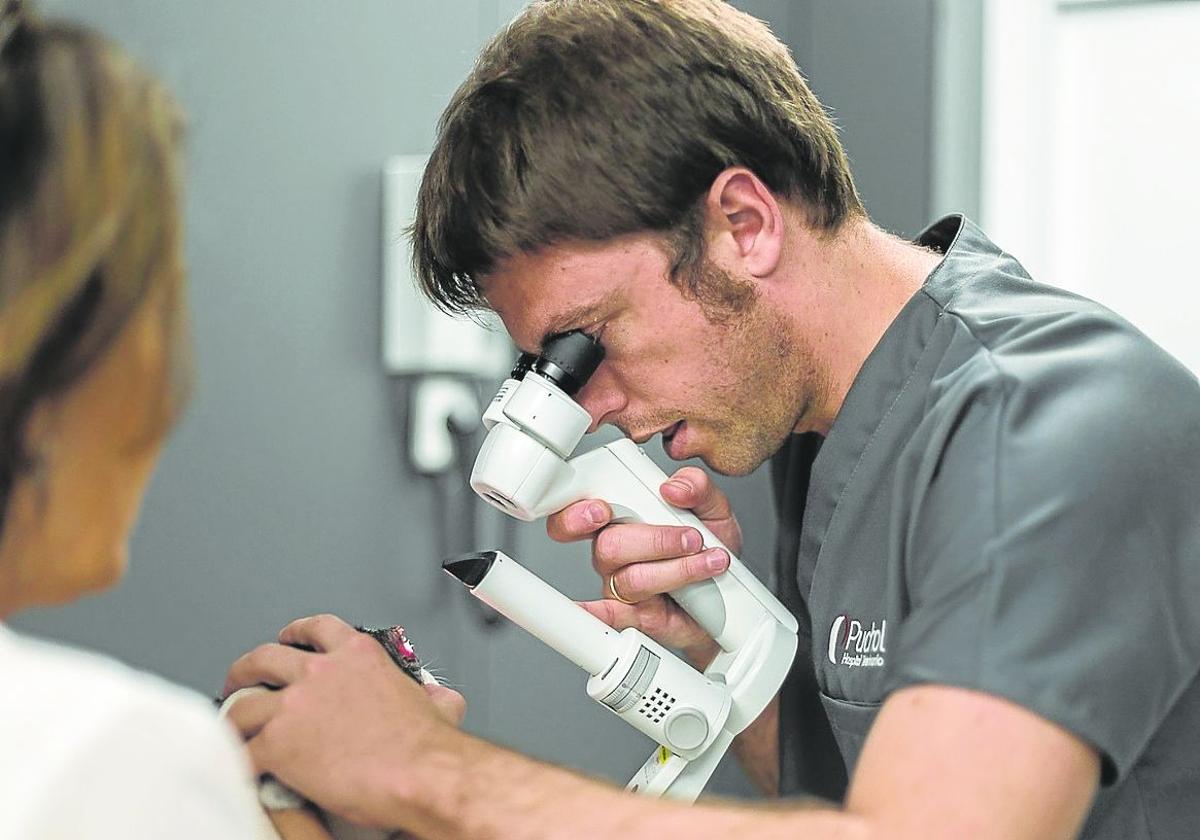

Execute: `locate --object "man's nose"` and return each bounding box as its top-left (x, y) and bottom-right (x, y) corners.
top-left (575, 365), bottom-right (626, 433)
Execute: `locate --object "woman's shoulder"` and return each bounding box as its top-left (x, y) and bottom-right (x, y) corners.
top-left (0, 624), bottom-right (220, 732)
top-left (0, 626), bottom-right (269, 838)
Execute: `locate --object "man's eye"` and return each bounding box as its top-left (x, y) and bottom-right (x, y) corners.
top-left (538, 324), bottom-right (606, 356)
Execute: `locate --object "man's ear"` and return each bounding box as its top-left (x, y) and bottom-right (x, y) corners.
top-left (703, 167), bottom-right (783, 278)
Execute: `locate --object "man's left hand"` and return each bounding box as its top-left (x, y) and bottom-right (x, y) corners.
top-left (223, 614), bottom-right (466, 829)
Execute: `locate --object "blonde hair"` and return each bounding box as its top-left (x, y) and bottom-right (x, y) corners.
top-left (0, 0), bottom-right (186, 522)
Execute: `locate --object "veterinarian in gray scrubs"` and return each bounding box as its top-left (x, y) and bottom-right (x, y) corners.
top-left (771, 215), bottom-right (1200, 839)
top-left (221, 3), bottom-right (1200, 837)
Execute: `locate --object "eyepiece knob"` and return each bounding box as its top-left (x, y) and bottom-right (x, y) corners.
top-left (510, 353), bottom-right (537, 381)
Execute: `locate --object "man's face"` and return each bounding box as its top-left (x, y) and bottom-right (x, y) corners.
top-left (484, 233), bottom-right (819, 476)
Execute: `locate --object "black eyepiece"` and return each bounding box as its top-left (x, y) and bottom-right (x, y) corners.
top-left (529, 330), bottom-right (605, 396)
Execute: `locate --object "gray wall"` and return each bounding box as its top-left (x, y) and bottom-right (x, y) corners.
top-left (15, 0), bottom-right (950, 798)
top-left (790, 0), bottom-right (938, 236)
top-left (736, 0), bottom-right (948, 237)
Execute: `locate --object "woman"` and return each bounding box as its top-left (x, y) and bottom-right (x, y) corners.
top-left (0, 3), bottom-right (336, 837)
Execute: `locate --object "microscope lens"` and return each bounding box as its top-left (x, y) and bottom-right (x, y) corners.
top-left (532, 330), bottom-right (605, 395)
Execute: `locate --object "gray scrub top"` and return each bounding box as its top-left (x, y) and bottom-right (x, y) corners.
top-left (771, 216), bottom-right (1200, 838)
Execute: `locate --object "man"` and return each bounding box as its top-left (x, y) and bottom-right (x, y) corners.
top-left (225, 2), bottom-right (1200, 837)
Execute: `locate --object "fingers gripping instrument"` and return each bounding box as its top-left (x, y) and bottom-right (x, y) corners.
top-left (460, 331), bottom-right (799, 801)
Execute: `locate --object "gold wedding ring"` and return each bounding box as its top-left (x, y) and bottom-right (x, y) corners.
top-left (607, 573), bottom-right (636, 605)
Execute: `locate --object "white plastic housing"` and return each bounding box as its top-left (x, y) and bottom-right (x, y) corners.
top-left (468, 374), bottom-right (800, 801)
top-left (481, 377), bottom-right (521, 430)
top-left (461, 551), bottom-right (621, 676)
top-left (471, 423), bottom-right (566, 521)
top-left (502, 373), bottom-right (591, 457)
top-left (473, 428), bottom-right (797, 649)
top-left (454, 550), bottom-right (731, 763)
top-left (585, 629), bottom-right (730, 761)
top-left (408, 376), bottom-right (480, 474)
top-left (381, 155), bottom-right (509, 378)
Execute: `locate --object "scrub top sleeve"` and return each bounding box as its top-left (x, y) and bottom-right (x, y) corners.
top-left (886, 335), bottom-right (1200, 785)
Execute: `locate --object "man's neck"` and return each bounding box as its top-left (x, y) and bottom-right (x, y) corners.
top-left (782, 215), bottom-right (943, 435)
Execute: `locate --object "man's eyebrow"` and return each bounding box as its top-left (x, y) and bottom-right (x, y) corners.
top-left (538, 296), bottom-right (613, 349)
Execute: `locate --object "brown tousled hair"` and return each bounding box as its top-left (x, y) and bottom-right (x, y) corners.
top-left (412, 0), bottom-right (863, 315)
top-left (0, 0), bottom-right (187, 529)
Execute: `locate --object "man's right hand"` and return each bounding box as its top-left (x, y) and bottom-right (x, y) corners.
top-left (546, 465), bottom-right (741, 669)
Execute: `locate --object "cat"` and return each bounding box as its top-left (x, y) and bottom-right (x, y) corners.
top-left (218, 626), bottom-right (436, 840)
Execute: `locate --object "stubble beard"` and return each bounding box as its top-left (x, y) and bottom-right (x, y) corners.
top-left (692, 294), bottom-right (819, 477)
top-left (631, 256), bottom-right (822, 476)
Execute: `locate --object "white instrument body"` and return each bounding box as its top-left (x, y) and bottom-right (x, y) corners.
top-left (463, 371), bottom-right (799, 800)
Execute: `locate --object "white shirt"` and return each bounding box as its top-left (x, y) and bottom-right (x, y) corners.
top-left (0, 624), bottom-right (275, 839)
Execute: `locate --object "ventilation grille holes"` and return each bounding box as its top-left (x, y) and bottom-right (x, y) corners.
top-left (637, 687), bottom-right (677, 724)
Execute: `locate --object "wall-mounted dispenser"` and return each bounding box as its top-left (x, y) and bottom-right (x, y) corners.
top-left (382, 154), bottom-right (511, 474)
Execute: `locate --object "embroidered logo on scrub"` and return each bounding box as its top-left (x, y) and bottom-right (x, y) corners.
top-left (828, 614), bottom-right (887, 668)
